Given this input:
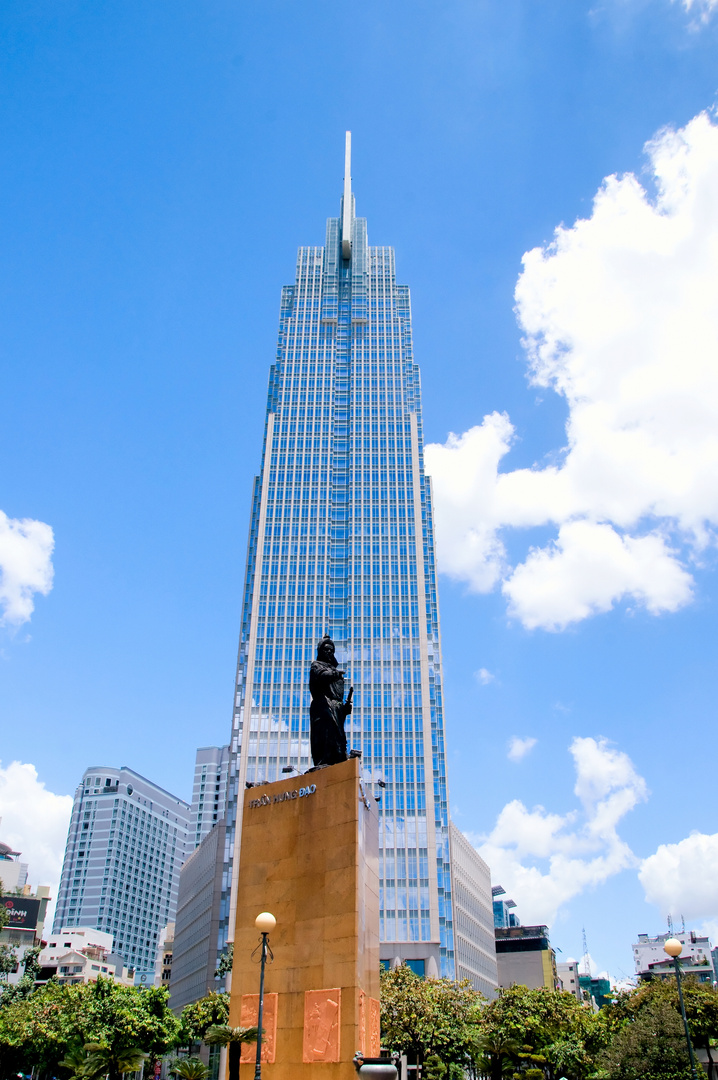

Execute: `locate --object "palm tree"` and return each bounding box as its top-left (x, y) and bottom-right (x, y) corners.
top-left (204, 1024), bottom-right (259, 1080)
top-left (59, 1046), bottom-right (89, 1077)
top-left (169, 1057), bottom-right (210, 1080)
top-left (474, 1032), bottom-right (522, 1080)
top-left (82, 1042), bottom-right (148, 1080)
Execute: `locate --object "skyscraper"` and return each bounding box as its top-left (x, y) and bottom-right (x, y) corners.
top-left (54, 765), bottom-right (190, 974)
top-left (222, 134), bottom-right (455, 977)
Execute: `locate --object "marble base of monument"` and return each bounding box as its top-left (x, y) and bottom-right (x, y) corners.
top-left (229, 755), bottom-right (380, 1080)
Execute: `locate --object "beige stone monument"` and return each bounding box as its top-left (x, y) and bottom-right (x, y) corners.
top-left (229, 755), bottom-right (380, 1080)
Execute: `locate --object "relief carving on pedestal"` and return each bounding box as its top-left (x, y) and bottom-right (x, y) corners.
top-left (239, 992), bottom-right (278, 1063)
top-left (368, 997), bottom-right (381, 1056)
top-left (303, 988), bottom-right (342, 1063)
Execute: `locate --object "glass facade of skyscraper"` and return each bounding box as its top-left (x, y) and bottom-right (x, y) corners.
top-left (222, 137), bottom-right (454, 977)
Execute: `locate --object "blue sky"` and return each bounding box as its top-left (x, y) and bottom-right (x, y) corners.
top-left (1, 0), bottom-right (718, 982)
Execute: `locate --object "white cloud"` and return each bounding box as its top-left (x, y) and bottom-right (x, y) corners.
top-left (0, 761), bottom-right (73, 927)
top-left (0, 511), bottom-right (55, 626)
top-left (503, 522), bottom-right (693, 631)
top-left (474, 737), bottom-right (647, 924)
top-left (426, 110), bottom-right (718, 630)
top-left (639, 831), bottom-right (718, 922)
top-left (680, 0), bottom-right (718, 23)
top-left (475, 667), bottom-right (495, 685)
top-left (507, 736), bottom-right (537, 762)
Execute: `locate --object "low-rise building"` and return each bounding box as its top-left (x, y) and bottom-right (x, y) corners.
top-left (38, 926), bottom-right (133, 985)
top-left (633, 930), bottom-right (712, 975)
top-left (495, 924), bottom-right (558, 990)
top-left (558, 960), bottom-right (582, 1000)
top-left (579, 974), bottom-right (612, 1008)
top-left (639, 956), bottom-right (714, 984)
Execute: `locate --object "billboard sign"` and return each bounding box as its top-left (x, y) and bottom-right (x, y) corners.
top-left (1, 896), bottom-right (41, 931)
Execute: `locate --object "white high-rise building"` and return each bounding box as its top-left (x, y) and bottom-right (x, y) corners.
top-left (53, 766), bottom-right (190, 974)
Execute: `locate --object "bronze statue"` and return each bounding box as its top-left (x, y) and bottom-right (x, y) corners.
top-left (309, 635), bottom-right (353, 767)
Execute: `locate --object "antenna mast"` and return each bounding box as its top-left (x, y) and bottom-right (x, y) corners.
top-left (582, 926), bottom-right (592, 978)
top-left (341, 131), bottom-right (352, 260)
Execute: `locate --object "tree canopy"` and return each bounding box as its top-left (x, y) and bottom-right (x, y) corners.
top-left (380, 967), bottom-right (718, 1080)
top-left (380, 965), bottom-right (483, 1066)
top-left (178, 990), bottom-right (230, 1047)
top-left (0, 976), bottom-right (179, 1077)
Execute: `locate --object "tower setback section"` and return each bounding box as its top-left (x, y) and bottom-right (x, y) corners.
top-left (222, 134), bottom-right (455, 977)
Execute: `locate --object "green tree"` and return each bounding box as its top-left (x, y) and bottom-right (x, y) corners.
top-left (170, 1057), bottom-right (210, 1080)
top-left (474, 1032), bottom-right (522, 1080)
top-left (598, 998), bottom-right (692, 1080)
top-left (478, 984), bottom-right (604, 1080)
top-left (542, 1035), bottom-right (593, 1079)
top-left (0, 945), bottom-right (17, 982)
top-left (204, 1024), bottom-right (259, 1080)
top-left (0, 975), bottom-right (180, 1076)
top-left (83, 1041), bottom-right (148, 1080)
top-left (608, 975), bottom-right (718, 1069)
top-left (178, 991), bottom-right (230, 1052)
top-left (423, 1053), bottom-right (446, 1080)
top-left (215, 944), bottom-right (234, 979)
top-left (59, 1044), bottom-right (90, 1077)
top-left (380, 964), bottom-right (483, 1067)
top-left (0, 884), bottom-right (8, 932)
top-left (21, 943), bottom-right (42, 981)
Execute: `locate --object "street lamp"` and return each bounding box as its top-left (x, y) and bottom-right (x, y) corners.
top-left (663, 936), bottom-right (699, 1080)
top-left (253, 912), bottom-right (276, 1080)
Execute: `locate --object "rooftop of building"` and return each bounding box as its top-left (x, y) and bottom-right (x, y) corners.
top-left (81, 765), bottom-right (191, 808)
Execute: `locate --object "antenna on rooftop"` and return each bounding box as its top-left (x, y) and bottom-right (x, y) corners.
top-left (341, 131), bottom-right (352, 260)
top-left (681, 914), bottom-right (686, 934)
top-left (668, 914), bottom-right (674, 936)
top-left (582, 926), bottom-right (592, 978)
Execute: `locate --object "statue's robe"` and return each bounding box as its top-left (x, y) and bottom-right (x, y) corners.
top-left (309, 659), bottom-right (348, 767)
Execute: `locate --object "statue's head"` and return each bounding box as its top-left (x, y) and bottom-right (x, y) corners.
top-left (316, 635), bottom-right (336, 664)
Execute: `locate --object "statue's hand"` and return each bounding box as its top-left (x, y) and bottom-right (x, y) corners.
top-left (341, 701), bottom-right (353, 717)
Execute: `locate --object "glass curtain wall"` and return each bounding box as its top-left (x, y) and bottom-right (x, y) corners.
top-left (221, 164), bottom-right (454, 977)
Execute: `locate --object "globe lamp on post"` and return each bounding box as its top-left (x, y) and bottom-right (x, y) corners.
top-left (663, 937), bottom-right (699, 1080)
top-left (253, 913), bottom-right (276, 1080)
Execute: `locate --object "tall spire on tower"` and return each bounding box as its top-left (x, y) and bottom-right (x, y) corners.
top-left (342, 131), bottom-right (352, 260)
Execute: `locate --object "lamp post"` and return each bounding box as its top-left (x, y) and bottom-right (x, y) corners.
top-left (663, 936), bottom-right (699, 1080)
top-left (253, 912), bottom-right (276, 1080)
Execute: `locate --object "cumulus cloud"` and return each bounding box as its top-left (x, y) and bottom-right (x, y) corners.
top-left (474, 737), bottom-right (647, 924)
top-left (475, 667), bottom-right (495, 685)
top-left (507, 736), bottom-right (537, 762)
top-left (426, 111), bottom-right (718, 630)
top-left (0, 761), bottom-right (73, 926)
top-left (0, 511), bottom-right (55, 626)
top-left (639, 831), bottom-right (718, 922)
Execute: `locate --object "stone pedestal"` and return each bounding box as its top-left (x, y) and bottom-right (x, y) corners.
top-left (229, 756), bottom-right (380, 1080)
